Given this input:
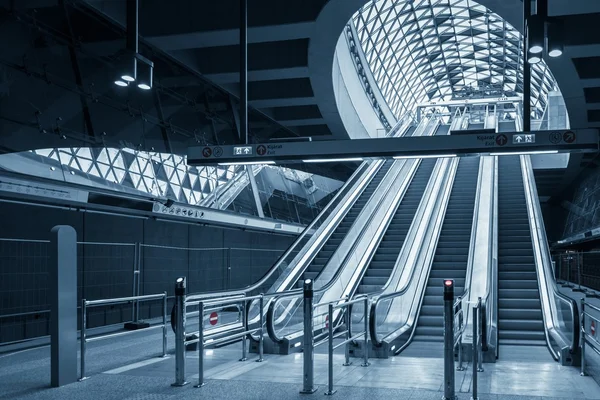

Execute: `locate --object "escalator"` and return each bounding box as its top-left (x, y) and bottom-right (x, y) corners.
top-left (298, 160), bottom-right (395, 284)
top-left (355, 159), bottom-right (437, 294)
top-left (497, 156), bottom-right (545, 346)
top-left (411, 157), bottom-right (479, 342)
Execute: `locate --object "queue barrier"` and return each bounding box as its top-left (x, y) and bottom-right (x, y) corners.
top-left (79, 292), bottom-right (167, 381)
top-left (171, 277), bottom-right (264, 388)
top-left (580, 299), bottom-right (600, 376)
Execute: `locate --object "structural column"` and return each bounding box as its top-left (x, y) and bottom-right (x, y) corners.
top-left (240, 0), bottom-right (248, 144)
top-left (50, 225), bottom-right (78, 387)
top-left (523, 0), bottom-right (531, 132)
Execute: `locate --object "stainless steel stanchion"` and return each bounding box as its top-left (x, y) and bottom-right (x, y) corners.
top-left (300, 279), bottom-right (317, 394)
top-left (343, 305), bottom-right (352, 367)
top-left (79, 299), bottom-right (87, 381)
top-left (172, 277), bottom-right (189, 387)
top-left (162, 292), bottom-right (167, 357)
top-left (325, 304), bottom-right (336, 396)
top-left (362, 297), bottom-right (369, 367)
top-left (240, 299), bottom-right (247, 361)
top-left (257, 295), bottom-right (264, 363)
top-left (472, 302), bottom-right (478, 400)
top-left (477, 298), bottom-right (484, 373)
top-left (581, 298), bottom-right (587, 376)
top-left (456, 297), bottom-right (464, 372)
top-left (195, 301), bottom-right (206, 388)
top-left (443, 279), bottom-right (456, 400)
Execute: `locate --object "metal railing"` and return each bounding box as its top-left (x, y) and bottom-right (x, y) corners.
top-left (556, 252), bottom-right (600, 297)
top-left (321, 296), bottom-right (369, 396)
top-left (580, 299), bottom-right (600, 376)
top-left (79, 292), bottom-right (167, 381)
top-left (171, 277), bottom-right (265, 388)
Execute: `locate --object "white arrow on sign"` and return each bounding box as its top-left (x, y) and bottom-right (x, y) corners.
top-left (515, 135), bottom-right (523, 143)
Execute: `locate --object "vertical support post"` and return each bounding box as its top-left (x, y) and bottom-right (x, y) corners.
top-left (456, 297), bottom-right (464, 371)
top-left (50, 225), bottom-right (78, 387)
top-left (239, 300), bottom-right (248, 361)
top-left (172, 277), bottom-right (189, 387)
top-left (325, 304), bottom-right (336, 396)
top-left (362, 297), bottom-right (370, 367)
top-left (136, 243), bottom-right (142, 320)
top-left (240, 0), bottom-right (248, 144)
top-left (300, 279), bottom-right (317, 394)
top-left (581, 298), bottom-right (587, 376)
top-left (195, 301), bottom-right (206, 387)
top-left (162, 292), bottom-right (167, 357)
top-left (523, 0), bottom-right (531, 132)
top-left (477, 298), bottom-right (484, 373)
top-left (132, 243), bottom-right (138, 322)
top-left (79, 299), bottom-right (87, 381)
top-left (343, 304), bottom-right (352, 367)
top-left (575, 253), bottom-right (585, 292)
top-left (257, 295), bottom-right (264, 362)
top-left (443, 279), bottom-right (456, 400)
top-left (472, 303), bottom-right (478, 400)
top-left (246, 165), bottom-right (265, 219)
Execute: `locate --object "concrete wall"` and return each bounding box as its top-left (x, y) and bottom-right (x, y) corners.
top-left (0, 202), bottom-right (295, 343)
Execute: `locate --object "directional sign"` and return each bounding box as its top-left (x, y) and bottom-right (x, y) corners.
top-left (233, 146), bottom-right (253, 156)
top-left (187, 129), bottom-right (599, 165)
top-left (213, 147), bottom-right (223, 157)
top-left (496, 134), bottom-right (507, 146)
top-left (564, 130), bottom-right (576, 143)
top-left (513, 134), bottom-right (535, 144)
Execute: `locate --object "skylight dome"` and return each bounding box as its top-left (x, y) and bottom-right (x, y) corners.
top-left (352, 0), bottom-right (558, 119)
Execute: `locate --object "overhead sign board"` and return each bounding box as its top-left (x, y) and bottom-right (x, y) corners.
top-left (187, 129), bottom-right (599, 165)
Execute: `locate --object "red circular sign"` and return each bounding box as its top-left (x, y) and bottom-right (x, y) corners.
top-left (325, 314), bottom-right (329, 329)
top-left (592, 320), bottom-right (596, 337)
top-left (563, 130), bottom-right (576, 144)
top-left (202, 147), bottom-right (212, 158)
top-left (256, 145), bottom-right (267, 156)
top-left (496, 134), bottom-right (507, 146)
top-left (209, 311), bottom-right (218, 326)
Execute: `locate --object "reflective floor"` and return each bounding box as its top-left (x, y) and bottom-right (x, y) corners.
top-left (1, 325), bottom-right (599, 400)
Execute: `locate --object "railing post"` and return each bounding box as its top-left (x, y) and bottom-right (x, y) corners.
top-left (79, 299), bottom-right (87, 381)
top-left (472, 302), bottom-right (478, 400)
top-left (443, 279), bottom-right (456, 400)
top-left (343, 304), bottom-right (352, 367)
top-left (300, 279), bottom-right (317, 394)
top-left (574, 253), bottom-right (585, 292)
top-left (362, 297), bottom-right (369, 367)
top-left (581, 298), bottom-right (586, 376)
top-left (325, 304), bottom-right (336, 396)
top-left (456, 297), bottom-right (464, 372)
top-left (239, 299), bottom-right (247, 361)
top-left (162, 292), bottom-right (167, 357)
top-left (195, 301), bottom-right (206, 388)
top-left (477, 297), bottom-right (484, 373)
top-left (172, 277), bottom-right (189, 387)
top-left (257, 295), bottom-right (264, 363)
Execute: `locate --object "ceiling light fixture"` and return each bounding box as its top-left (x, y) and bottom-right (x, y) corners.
top-left (528, 55), bottom-right (542, 64)
top-left (527, 14), bottom-right (544, 54)
top-left (218, 161), bottom-right (276, 166)
top-left (547, 21), bottom-right (563, 58)
top-left (114, 80), bottom-right (128, 87)
top-left (303, 157), bottom-right (363, 163)
top-left (393, 154), bottom-right (457, 159)
top-left (135, 53), bottom-right (154, 90)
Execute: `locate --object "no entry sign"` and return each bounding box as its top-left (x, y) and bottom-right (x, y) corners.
top-left (209, 311), bottom-right (218, 326)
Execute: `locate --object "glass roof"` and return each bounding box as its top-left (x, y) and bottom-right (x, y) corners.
top-left (352, 0), bottom-right (558, 119)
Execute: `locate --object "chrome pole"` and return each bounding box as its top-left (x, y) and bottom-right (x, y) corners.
top-left (162, 292), bottom-right (167, 357)
top-left (300, 279), bottom-right (317, 394)
top-left (325, 304), bottom-right (336, 396)
top-left (239, 300), bottom-right (247, 361)
top-left (195, 301), bottom-right (206, 388)
top-left (257, 295), bottom-right (264, 362)
top-left (362, 297), bottom-right (369, 367)
top-left (581, 298), bottom-right (586, 376)
top-left (477, 298), bottom-right (484, 373)
top-left (456, 298), bottom-right (464, 371)
top-left (79, 299), bottom-right (87, 381)
top-left (343, 304), bottom-right (352, 367)
top-left (172, 277), bottom-right (188, 387)
top-left (443, 280), bottom-right (456, 400)
top-left (472, 303), bottom-right (478, 400)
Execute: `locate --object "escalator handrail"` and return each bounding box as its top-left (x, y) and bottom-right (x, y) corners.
top-left (265, 118), bottom-right (433, 343)
top-left (520, 155), bottom-right (579, 359)
top-left (368, 155), bottom-right (457, 346)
